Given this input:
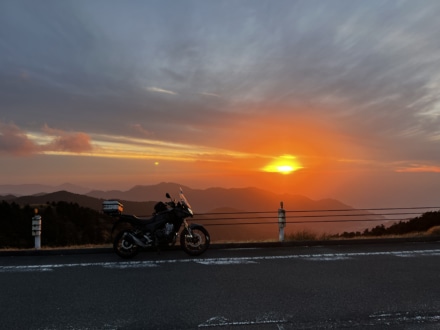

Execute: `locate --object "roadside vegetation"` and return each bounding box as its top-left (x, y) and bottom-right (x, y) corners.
top-left (0, 200), bottom-right (113, 249)
top-left (286, 230), bottom-right (333, 241)
top-left (285, 212), bottom-right (440, 242)
top-left (335, 211), bottom-right (440, 239)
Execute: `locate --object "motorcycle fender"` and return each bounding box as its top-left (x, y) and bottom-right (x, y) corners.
top-left (188, 223), bottom-right (204, 230)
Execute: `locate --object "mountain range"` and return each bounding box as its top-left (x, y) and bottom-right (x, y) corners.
top-left (0, 183), bottom-right (91, 196)
top-left (0, 182), bottom-right (386, 236)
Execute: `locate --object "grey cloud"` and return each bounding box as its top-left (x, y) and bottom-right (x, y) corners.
top-left (2, 0), bottom-right (440, 162)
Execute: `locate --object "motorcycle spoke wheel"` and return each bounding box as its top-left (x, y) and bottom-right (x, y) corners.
top-left (113, 231), bottom-right (139, 259)
top-left (180, 227), bottom-right (210, 256)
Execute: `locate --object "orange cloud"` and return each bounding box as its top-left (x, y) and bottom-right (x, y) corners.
top-left (396, 164), bottom-right (440, 173)
top-left (0, 122), bottom-right (38, 156)
top-left (42, 124), bottom-right (93, 153)
top-left (0, 122), bottom-right (93, 156)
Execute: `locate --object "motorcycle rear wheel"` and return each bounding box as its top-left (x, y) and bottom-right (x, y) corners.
top-left (113, 230), bottom-right (139, 259)
top-left (180, 227), bottom-right (210, 256)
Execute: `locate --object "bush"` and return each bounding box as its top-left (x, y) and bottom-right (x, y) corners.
top-left (427, 225), bottom-right (440, 236)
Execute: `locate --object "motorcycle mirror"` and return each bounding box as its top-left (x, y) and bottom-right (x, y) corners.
top-left (165, 193), bottom-right (171, 199)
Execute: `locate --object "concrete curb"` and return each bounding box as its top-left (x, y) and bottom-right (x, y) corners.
top-left (1, 236), bottom-right (439, 257)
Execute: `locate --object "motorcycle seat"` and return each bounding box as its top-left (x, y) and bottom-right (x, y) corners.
top-left (119, 214), bottom-right (155, 225)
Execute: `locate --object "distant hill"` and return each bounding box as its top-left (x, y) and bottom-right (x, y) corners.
top-left (0, 183), bottom-right (90, 196)
top-left (86, 182), bottom-right (192, 202)
top-left (4, 191), bottom-right (158, 217)
top-left (87, 182), bottom-right (349, 212)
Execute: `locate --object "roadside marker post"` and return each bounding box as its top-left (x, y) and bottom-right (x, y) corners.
top-left (278, 201), bottom-right (286, 242)
top-left (32, 209), bottom-right (42, 250)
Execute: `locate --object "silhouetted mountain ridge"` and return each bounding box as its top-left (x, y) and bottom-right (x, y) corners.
top-left (2, 182), bottom-right (386, 235)
top-left (2, 182), bottom-right (361, 213)
top-left (87, 182), bottom-right (193, 202)
top-left (87, 183), bottom-right (323, 212)
top-left (4, 190), bottom-right (157, 216)
top-left (0, 183), bottom-right (90, 196)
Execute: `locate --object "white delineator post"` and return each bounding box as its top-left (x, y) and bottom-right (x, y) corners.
top-left (278, 201), bottom-right (286, 242)
top-left (32, 209), bottom-right (42, 250)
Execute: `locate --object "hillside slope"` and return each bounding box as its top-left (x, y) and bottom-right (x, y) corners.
top-left (5, 191), bottom-right (157, 216)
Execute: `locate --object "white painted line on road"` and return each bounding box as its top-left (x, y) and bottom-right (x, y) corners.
top-left (195, 259), bottom-right (258, 265)
top-left (198, 311), bottom-right (440, 328)
top-left (1, 249), bottom-right (440, 273)
top-left (368, 311), bottom-right (440, 325)
top-left (198, 315), bottom-right (287, 328)
top-left (103, 262), bottom-right (158, 269)
top-left (306, 255), bottom-right (352, 261)
top-left (0, 261), bottom-right (160, 273)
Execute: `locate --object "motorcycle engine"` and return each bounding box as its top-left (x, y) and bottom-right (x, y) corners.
top-left (165, 223), bottom-right (174, 235)
top-left (156, 223), bottom-right (174, 240)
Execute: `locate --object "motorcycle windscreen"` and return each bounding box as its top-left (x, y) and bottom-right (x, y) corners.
top-left (179, 188), bottom-right (192, 210)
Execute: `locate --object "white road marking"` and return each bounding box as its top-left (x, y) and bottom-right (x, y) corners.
top-left (198, 312), bottom-right (440, 328)
top-left (1, 249), bottom-right (439, 273)
top-left (198, 315), bottom-right (287, 328)
top-left (368, 311), bottom-right (440, 325)
top-left (195, 259), bottom-right (258, 265)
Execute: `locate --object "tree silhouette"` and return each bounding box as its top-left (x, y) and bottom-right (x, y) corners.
top-left (339, 210), bottom-right (440, 237)
top-left (0, 201), bottom-right (114, 248)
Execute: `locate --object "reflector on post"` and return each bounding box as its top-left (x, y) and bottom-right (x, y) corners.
top-left (32, 209), bottom-right (42, 249)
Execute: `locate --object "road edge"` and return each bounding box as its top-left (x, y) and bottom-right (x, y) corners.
top-left (1, 236), bottom-right (439, 257)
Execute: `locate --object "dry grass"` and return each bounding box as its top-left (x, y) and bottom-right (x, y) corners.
top-left (0, 244), bottom-right (112, 252)
top-left (212, 239), bottom-right (278, 244)
top-left (286, 227), bottom-right (440, 242)
top-left (427, 226), bottom-right (440, 236)
top-left (286, 229), bottom-right (333, 241)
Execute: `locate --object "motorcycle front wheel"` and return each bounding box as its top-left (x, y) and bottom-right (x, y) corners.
top-left (113, 230), bottom-right (139, 259)
top-left (180, 226), bottom-right (210, 256)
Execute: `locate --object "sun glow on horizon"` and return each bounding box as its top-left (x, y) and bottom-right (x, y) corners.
top-left (276, 165), bottom-right (295, 174)
top-left (262, 154), bottom-right (303, 174)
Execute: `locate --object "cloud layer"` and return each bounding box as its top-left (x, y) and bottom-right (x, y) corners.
top-left (2, 0), bottom-right (440, 205)
top-left (0, 122), bottom-right (93, 156)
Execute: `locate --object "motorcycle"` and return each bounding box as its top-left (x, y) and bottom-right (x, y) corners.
top-left (108, 189), bottom-right (210, 259)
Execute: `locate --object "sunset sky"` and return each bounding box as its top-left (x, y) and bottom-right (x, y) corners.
top-left (2, 0), bottom-right (440, 208)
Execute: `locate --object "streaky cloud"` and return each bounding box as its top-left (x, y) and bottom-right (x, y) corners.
top-left (146, 87), bottom-right (177, 95)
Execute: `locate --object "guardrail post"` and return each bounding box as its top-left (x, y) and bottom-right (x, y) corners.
top-left (278, 201), bottom-right (286, 242)
top-left (32, 209), bottom-right (42, 250)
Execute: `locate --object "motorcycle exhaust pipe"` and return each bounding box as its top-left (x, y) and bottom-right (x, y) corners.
top-left (128, 233), bottom-right (148, 248)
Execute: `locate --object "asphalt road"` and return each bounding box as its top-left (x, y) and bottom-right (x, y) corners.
top-left (1, 242), bottom-right (440, 329)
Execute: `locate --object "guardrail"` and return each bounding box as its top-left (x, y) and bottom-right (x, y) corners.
top-left (192, 206), bottom-right (440, 241)
top-left (194, 206), bottom-right (440, 225)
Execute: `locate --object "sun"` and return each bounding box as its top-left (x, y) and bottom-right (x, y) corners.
top-left (262, 155), bottom-right (303, 175)
top-left (276, 165), bottom-right (295, 174)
